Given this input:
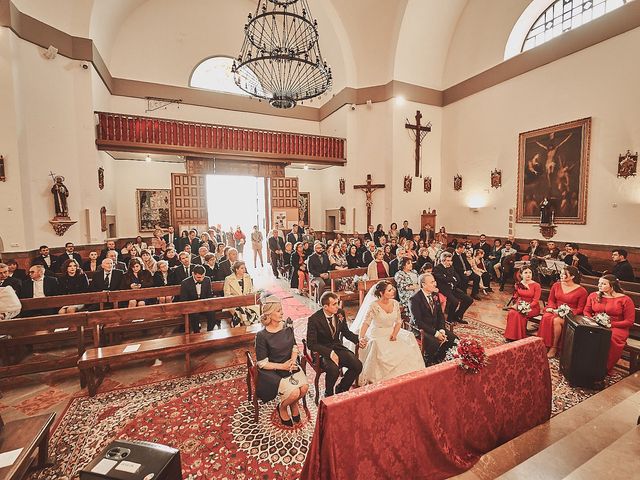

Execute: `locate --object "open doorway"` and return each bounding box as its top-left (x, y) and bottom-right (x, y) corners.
top-left (206, 175), bottom-right (266, 266)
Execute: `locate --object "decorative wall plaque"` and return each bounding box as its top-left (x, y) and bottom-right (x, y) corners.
top-left (98, 167), bottom-right (105, 190)
top-left (617, 150), bottom-right (638, 179)
top-left (403, 175), bottom-right (412, 193)
top-left (339, 178), bottom-right (345, 195)
top-left (100, 206), bottom-right (107, 232)
top-left (491, 169), bottom-right (502, 188)
top-left (453, 174), bottom-right (463, 191)
top-left (423, 176), bottom-right (432, 193)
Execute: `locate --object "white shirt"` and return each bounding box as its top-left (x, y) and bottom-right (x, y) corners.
top-left (195, 282), bottom-right (202, 298)
top-left (33, 279), bottom-right (45, 298)
top-left (43, 256), bottom-right (51, 267)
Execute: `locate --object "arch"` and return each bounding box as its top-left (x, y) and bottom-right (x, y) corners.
top-left (189, 56), bottom-right (247, 96)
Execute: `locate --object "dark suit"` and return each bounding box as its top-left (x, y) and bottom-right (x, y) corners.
top-left (170, 264), bottom-right (194, 286)
top-left (31, 256), bottom-right (56, 276)
top-left (452, 251), bottom-right (480, 295)
top-left (10, 269), bottom-right (27, 282)
top-left (409, 290), bottom-right (458, 362)
top-left (399, 227), bottom-right (413, 241)
top-left (612, 260), bottom-right (635, 282)
top-left (91, 269), bottom-right (124, 292)
top-left (363, 232), bottom-right (375, 245)
top-left (564, 253), bottom-right (593, 276)
top-left (180, 276), bottom-right (216, 332)
top-left (473, 242), bottom-right (492, 256)
top-left (163, 233), bottom-right (176, 248)
top-left (98, 248), bottom-right (118, 262)
top-left (267, 236), bottom-right (285, 277)
top-left (55, 252), bottom-right (83, 271)
top-left (287, 230), bottom-right (303, 245)
top-left (433, 263), bottom-right (473, 323)
top-left (153, 271), bottom-right (171, 287)
top-left (308, 252), bottom-right (330, 301)
top-left (20, 276), bottom-right (59, 316)
top-left (389, 258), bottom-right (401, 277)
top-left (0, 276), bottom-right (23, 298)
top-left (215, 258), bottom-right (232, 282)
top-left (306, 308), bottom-right (362, 396)
top-left (362, 250), bottom-right (374, 266)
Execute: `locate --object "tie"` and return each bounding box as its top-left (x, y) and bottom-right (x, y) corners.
top-left (328, 316), bottom-right (336, 337)
top-left (105, 272), bottom-right (110, 288)
top-left (185, 266), bottom-right (189, 276)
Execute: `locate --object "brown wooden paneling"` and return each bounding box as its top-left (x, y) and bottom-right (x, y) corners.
top-left (171, 173), bottom-right (207, 227)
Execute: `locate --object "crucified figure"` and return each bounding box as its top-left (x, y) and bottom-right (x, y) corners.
top-left (535, 132), bottom-right (572, 187)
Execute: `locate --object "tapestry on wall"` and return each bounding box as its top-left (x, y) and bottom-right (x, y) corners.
top-left (298, 192), bottom-right (310, 226)
top-left (516, 117), bottom-right (591, 225)
top-left (136, 189), bottom-right (171, 231)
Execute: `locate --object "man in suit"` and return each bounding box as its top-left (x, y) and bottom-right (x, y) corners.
top-left (287, 224), bottom-right (303, 245)
top-left (388, 247), bottom-right (406, 277)
top-left (267, 229), bottom-right (285, 278)
top-left (170, 252), bottom-right (195, 286)
top-left (0, 285), bottom-right (21, 320)
top-left (192, 246), bottom-right (210, 266)
top-left (164, 248), bottom-right (181, 268)
top-left (307, 242), bottom-right (331, 303)
top-left (91, 258), bottom-right (124, 292)
top-left (363, 225), bottom-right (375, 245)
top-left (452, 243), bottom-right (481, 299)
top-left (361, 241), bottom-right (376, 266)
top-left (473, 234), bottom-right (492, 256)
top-left (56, 242), bottom-right (83, 271)
top-left (215, 248), bottom-right (236, 281)
top-left (433, 252), bottom-right (473, 324)
top-left (100, 250), bottom-right (126, 272)
top-left (611, 249), bottom-right (635, 282)
top-left (98, 239), bottom-right (118, 262)
top-left (20, 265), bottom-right (59, 316)
top-left (5, 259), bottom-right (27, 282)
top-left (187, 229), bottom-right (201, 253)
top-left (0, 263), bottom-right (23, 298)
top-left (409, 273), bottom-right (458, 364)
top-left (180, 265), bottom-right (216, 332)
top-left (526, 239), bottom-right (547, 271)
top-left (544, 241), bottom-right (560, 260)
top-left (563, 243), bottom-right (594, 276)
top-left (163, 226), bottom-right (176, 248)
top-left (31, 245), bottom-right (56, 276)
top-left (399, 220), bottom-right (413, 241)
top-left (307, 292), bottom-right (366, 397)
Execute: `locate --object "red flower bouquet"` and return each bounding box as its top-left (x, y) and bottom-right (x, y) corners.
top-left (454, 338), bottom-right (488, 373)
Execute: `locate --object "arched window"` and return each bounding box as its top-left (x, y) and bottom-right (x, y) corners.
top-left (189, 56), bottom-right (247, 96)
top-left (505, 0), bottom-right (630, 59)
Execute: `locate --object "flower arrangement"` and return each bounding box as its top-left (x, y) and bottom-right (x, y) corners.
top-left (451, 338), bottom-right (488, 374)
top-left (593, 312), bottom-right (611, 328)
top-left (516, 300), bottom-right (531, 315)
top-left (555, 303), bottom-right (572, 318)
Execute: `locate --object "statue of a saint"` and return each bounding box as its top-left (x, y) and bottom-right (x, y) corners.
top-left (51, 176), bottom-right (69, 217)
top-left (540, 197), bottom-right (554, 225)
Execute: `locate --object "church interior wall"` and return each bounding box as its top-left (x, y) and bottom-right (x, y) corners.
top-left (441, 26), bottom-right (640, 246)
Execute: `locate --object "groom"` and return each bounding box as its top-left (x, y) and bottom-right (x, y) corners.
top-left (307, 292), bottom-right (367, 398)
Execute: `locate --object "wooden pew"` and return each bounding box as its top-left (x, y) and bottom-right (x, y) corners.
top-left (581, 275), bottom-right (640, 294)
top-left (358, 277), bottom-right (395, 306)
top-left (0, 412), bottom-right (55, 480)
top-left (326, 268), bottom-right (367, 304)
top-left (79, 294), bottom-right (262, 395)
top-left (19, 291), bottom-right (109, 315)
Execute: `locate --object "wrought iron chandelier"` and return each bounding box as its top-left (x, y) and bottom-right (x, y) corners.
top-left (232, 0), bottom-right (332, 109)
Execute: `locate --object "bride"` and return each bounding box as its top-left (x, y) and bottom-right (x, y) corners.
top-left (349, 280), bottom-right (425, 384)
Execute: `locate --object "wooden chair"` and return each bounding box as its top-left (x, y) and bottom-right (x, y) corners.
top-left (0, 412), bottom-right (55, 480)
top-left (301, 338), bottom-right (348, 406)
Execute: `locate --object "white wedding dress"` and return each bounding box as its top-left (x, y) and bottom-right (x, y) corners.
top-left (352, 296), bottom-right (425, 385)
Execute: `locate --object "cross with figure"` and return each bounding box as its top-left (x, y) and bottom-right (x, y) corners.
top-left (353, 174), bottom-right (385, 227)
top-left (405, 110), bottom-right (431, 177)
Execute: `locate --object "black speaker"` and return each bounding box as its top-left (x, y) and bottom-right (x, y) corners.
top-left (80, 440), bottom-right (182, 480)
top-left (560, 315), bottom-right (611, 388)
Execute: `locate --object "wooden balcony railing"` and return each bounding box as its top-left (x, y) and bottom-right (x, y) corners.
top-left (95, 112), bottom-right (346, 165)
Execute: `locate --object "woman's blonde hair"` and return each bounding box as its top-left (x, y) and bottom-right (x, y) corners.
top-left (260, 298), bottom-right (282, 326)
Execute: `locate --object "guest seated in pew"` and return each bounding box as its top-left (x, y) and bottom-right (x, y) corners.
top-left (282, 242), bottom-right (293, 278)
top-left (215, 247), bottom-right (236, 281)
top-left (193, 246), bottom-right (210, 266)
top-left (308, 242), bottom-right (331, 302)
top-left (351, 281), bottom-right (424, 384)
top-left (0, 262), bottom-right (23, 298)
top-left (4, 259), bottom-right (27, 282)
top-left (544, 241), bottom-right (560, 260)
top-left (383, 244), bottom-right (394, 264)
top-left (82, 251), bottom-right (99, 273)
top-left (90, 258), bottom-right (124, 298)
top-left (164, 247), bottom-right (180, 268)
top-left (471, 249), bottom-right (493, 295)
top-left (203, 253), bottom-right (218, 280)
top-left (345, 244), bottom-right (360, 269)
top-left (419, 262), bottom-right (434, 275)
top-left (389, 247), bottom-right (407, 277)
top-left (453, 243), bottom-right (481, 300)
top-left (290, 242), bottom-right (309, 294)
top-left (395, 257), bottom-right (419, 319)
top-left (414, 247), bottom-right (432, 274)
top-left (223, 261), bottom-right (259, 326)
top-left (267, 229), bottom-right (285, 278)
top-left (611, 249), bottom-right (635, 282)
top-left (31, 245), bottom-right (56, 276)
top-left (496, 241), bottom-right (518, 291)
top-left (20, 265), bottom-right (59, 316)
top-left (0, 285), bottom-right (21, 320)
top-left (179, 265), bottom-right (217, 332)
top-left (328, 243), bottom-right (348, 270)
top-left (404, 240), bottom-right (419, 262)
top-left (57, 259), bottom-right (89, 314)
top-left (362, 241), bottom-right (377, 266)
top-left (538, 266), bottom-right (588, 358)
top-left (255, 296), bottom-right (309, 426)
top-left (56, 242), bottom-right (82, 272)
top-left (151, 228), bottom-right (167, 256)
top-left (433, 252), bottom-right (472, 324)
top-left (101, 250), bottom-right (126, 272)
top-left (367, 248), bottom-right (389, 280)
top-left (140, 249), bottom-right (157, 274)
top-left (120, 258), bottom-right (154, 308)
top-left (98, 239), bottom-right (118, 262)
top-left (170, 252), bottom-right (195, 287)
top-left (584, 274), bottom-right (635, 374)
top-left (409, 273), bottom-right (458, 364)
top-left (504, 266), bottom-right (541, 341)
top-left (120, 241), bottom-right (136, 265)
top-left (526, 239), bottom-right (547, 271)
top-left (563, 243), bottom-right (594, 276)
top-left (214, 243), bottom-right (226, 261)
top-left (485, 238), bottom-right (503, 277)
top-left (152, 260), bottom-right (174, 304)
top-left (308, 292), bottom-right (365, 397)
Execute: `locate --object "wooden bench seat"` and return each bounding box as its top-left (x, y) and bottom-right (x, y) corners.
top-left (358, 277), bottom-right (395, 306)
top-left (79, 323), bottom-right (262, 396)
top-left (624, 338), bottom-right (640, 374)
top-left (20, 292), bottom-right (109, 315)
top-left (0, 413), bottom-right (55, 480)
top-left (327, 268), bottom-right (367, 303)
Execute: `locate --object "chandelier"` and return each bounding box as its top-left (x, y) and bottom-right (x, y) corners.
top-left (232, 0), bottom-right (332, 109)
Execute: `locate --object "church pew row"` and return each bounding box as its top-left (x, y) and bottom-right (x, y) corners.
top-left (326, 267), bottom-right (367, 303)
top-left (581, 275), bottom-right (640, 294)
top-left (358, 277), bottom-right (395, 306)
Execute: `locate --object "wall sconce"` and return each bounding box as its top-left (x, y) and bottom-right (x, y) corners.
top-left (469, 207), bottom-right (480, 213)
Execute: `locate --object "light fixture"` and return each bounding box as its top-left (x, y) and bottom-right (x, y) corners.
top-left (145, 154), bottom-right (151, 163)
top-left (232, 0), bottom-right (332, 109)
top-left (395, 96), bottom-right (405, 106)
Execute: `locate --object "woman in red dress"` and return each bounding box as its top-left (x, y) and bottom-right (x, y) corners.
top-left (538, 266), bottom-right (588, 358)
top-left (584, 274), bottom-right (635, 373)
top-left (504, 266), bottom-right (541, 341)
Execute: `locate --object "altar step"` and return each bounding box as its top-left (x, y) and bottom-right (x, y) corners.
top-left (454, 372), bottom-right (640, 480)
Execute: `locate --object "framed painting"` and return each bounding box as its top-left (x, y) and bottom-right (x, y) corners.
top-left (516, 117), bottom-right (591, 224)
top-left (298, 192), bottom-right (310, 226)
top-left (136, 189), bottom-right (171, 232)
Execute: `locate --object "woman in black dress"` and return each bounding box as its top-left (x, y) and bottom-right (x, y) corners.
top-left (255, 297), bottom-right (308, 426)
top-left (58, 259), bottom-right (89, 314)
top-left (346, 244), bottom-right (360, 269)
top-left (120, 258), bottom-right (154, 307)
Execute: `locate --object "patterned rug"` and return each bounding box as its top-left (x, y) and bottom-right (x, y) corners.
top-left (30, 318), bottom-right (627, 480)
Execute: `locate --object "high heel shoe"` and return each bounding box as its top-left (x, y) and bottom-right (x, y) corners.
top-left (289, 404), bottom-right (301, 423)
top-left (277, 405), bottom-right (293, 427)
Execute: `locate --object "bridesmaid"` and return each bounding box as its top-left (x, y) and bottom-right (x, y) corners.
top-left (538, 266), bottom-right (588, 358)
top-left (584, 274), bottom-right (635, 373)
top-left (504, 266), bottom-right (541, 341)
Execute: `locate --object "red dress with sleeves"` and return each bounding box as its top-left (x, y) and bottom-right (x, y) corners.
top-left (538, 282), bottom-right (588, 349)
top-left (504, 282), bottom-right (542, 340)
top-left (584, 293), bottom-right (635, 372)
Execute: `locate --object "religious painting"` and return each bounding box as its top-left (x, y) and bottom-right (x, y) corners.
top-left (136, 189), bottom-right (171, 232)
top-left (516, 117), bottom-right (591, 224)
top-left (617, 150), bottom-right (637, 179)
top-left (0, 155), bottom-right (5, 181)
top-left (298, 192), bottom-right (310, 226)
top-left (423, 176), bottom-right (432, 193)
top-left (274, 211), bottom-right (287, 230)
top-left (403, 175), bottom-right (412, 193)
top-left (339, 178), bottom-right (345, 195)
top-left (98, 167), bottom-right (104, 190)
top-left (491, 169), bottom-right (502, 188)
top-left (100, 206), bottom-right (107, 232)
top-left (453, 174), bottom-right (462, 191)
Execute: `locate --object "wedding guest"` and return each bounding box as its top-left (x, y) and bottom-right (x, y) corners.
top-left (251, 225), bottom-right (264, 268)
top-left (21, 265), bottom-right (59, 316)
top-left (256, 296), bottom-right (309, 426)
top-left (267, 229), bottom-right (285, 278)
top-left (199, 232), bottom-right (216, 254)
top-left (373, 224), bottom-right (386, 246)
top-left (538, 266), bottom-right (588, 357)
top-left (435, 226), bottom-right (448, 245)
top-left (563, 243), bottom-right (593, 276)
top-left (282, 242), bottom-right (293, 278)
top-left (419, 224), bottom-right (434, 244)
top-left (544, 241), bottom-right (560, 260)
top-left (0, 285), bottom-right (21, 320)
top-left (216, 247), bottom-right (236, 281)
top-left (504, 266), bottom-right (541, 341)
top-left (57, 259), bottom-right (89, 314)
top-left (193, 246), bottom-right (210, 266)
top-left (180, 265), bottom-right (216, 332)
top-left (415, 247), bottom-right (432, 274)
top-left (120, 258), bottom-right (154, 308)
top-left (351, 281), bottom-right (424, 384)
top-left (203, 253), bottom-right (218, 280)
top-left (82, 251), bottom-right (99, 273)
top-left (404, 240), bottom-right (418, 262)
top-left (419, 261), bottom-right (434, 274)
top-left (346, 244), bottom-right (360, 269)
top-left (151, 229), bottom-right (167, 256)
top-left (584, 274), bottom-right (635, 373)
top-left (31, 245), bottom-right (56, 276)
top-left (133, 236), bottom-right (148, 256)
top-left (399, 220), bottom-right (413, 241)
top-left (471, 249), bottom-right (492, 294)
top-left (389, 247), bottom-right (406, 277)
top-left (473, 234), bottom-right (492, 256)
top-left (611, 249), bottom-right (635, 282)
top-left (383, 244), bottom-right (394, 264)
top-left (5, 259), bottom-right (27, 282)
top-left (308, 242), bottom-right (331, 302)
top-left (328, 243), bottom-right (348, 270)
top-left (153, 260), bottom-right (174, 304)
top-left (140, 249), bottom-right (157, 274)
top-left (433, 252), bottom-right (472, 324)
top-left (362, 241), bottom-right (377, 266)
top-left (0, 263), bottom-right (22, 298)
top-left (214, 242), bottom-right (226, 261)
top-left (307, 292), bottom-right (365, 397)
top-left (497, 241), bottom-right (518, 291)
top-left (224, 261), bottom-right (259, 325)
top-left (366, 247), bottom-right (387, 278)
top-left (387, 222), bottom-right (399, 242)
top-left (395, 257), bottom-right (419, 319)
top-left (485, 238), bottom-right (503, 277)
top-left (290, 242), bottom-right (309, 294)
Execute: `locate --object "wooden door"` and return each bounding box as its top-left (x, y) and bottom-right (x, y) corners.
top-left (171, 173), bottom-right (208, 231)
top-left (270, 177), bottom-right (298, 230)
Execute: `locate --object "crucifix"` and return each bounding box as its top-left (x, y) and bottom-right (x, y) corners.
top-left (405, 110), bottom-right (431, 177)
top-left (353, 174), bottom-right (385, 227)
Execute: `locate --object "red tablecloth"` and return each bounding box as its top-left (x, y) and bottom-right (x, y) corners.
top-left (300, 337), bottom-right (551, 480)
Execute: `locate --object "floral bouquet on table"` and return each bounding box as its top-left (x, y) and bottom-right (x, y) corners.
top-left (446, 338), bottom-right (488, 374)
top-left (554, 303), bottom-right (572, 318)
top-left (516, 300), bottom-right (531, 315)
top-left (593, 312), bottom-right (611, 328)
